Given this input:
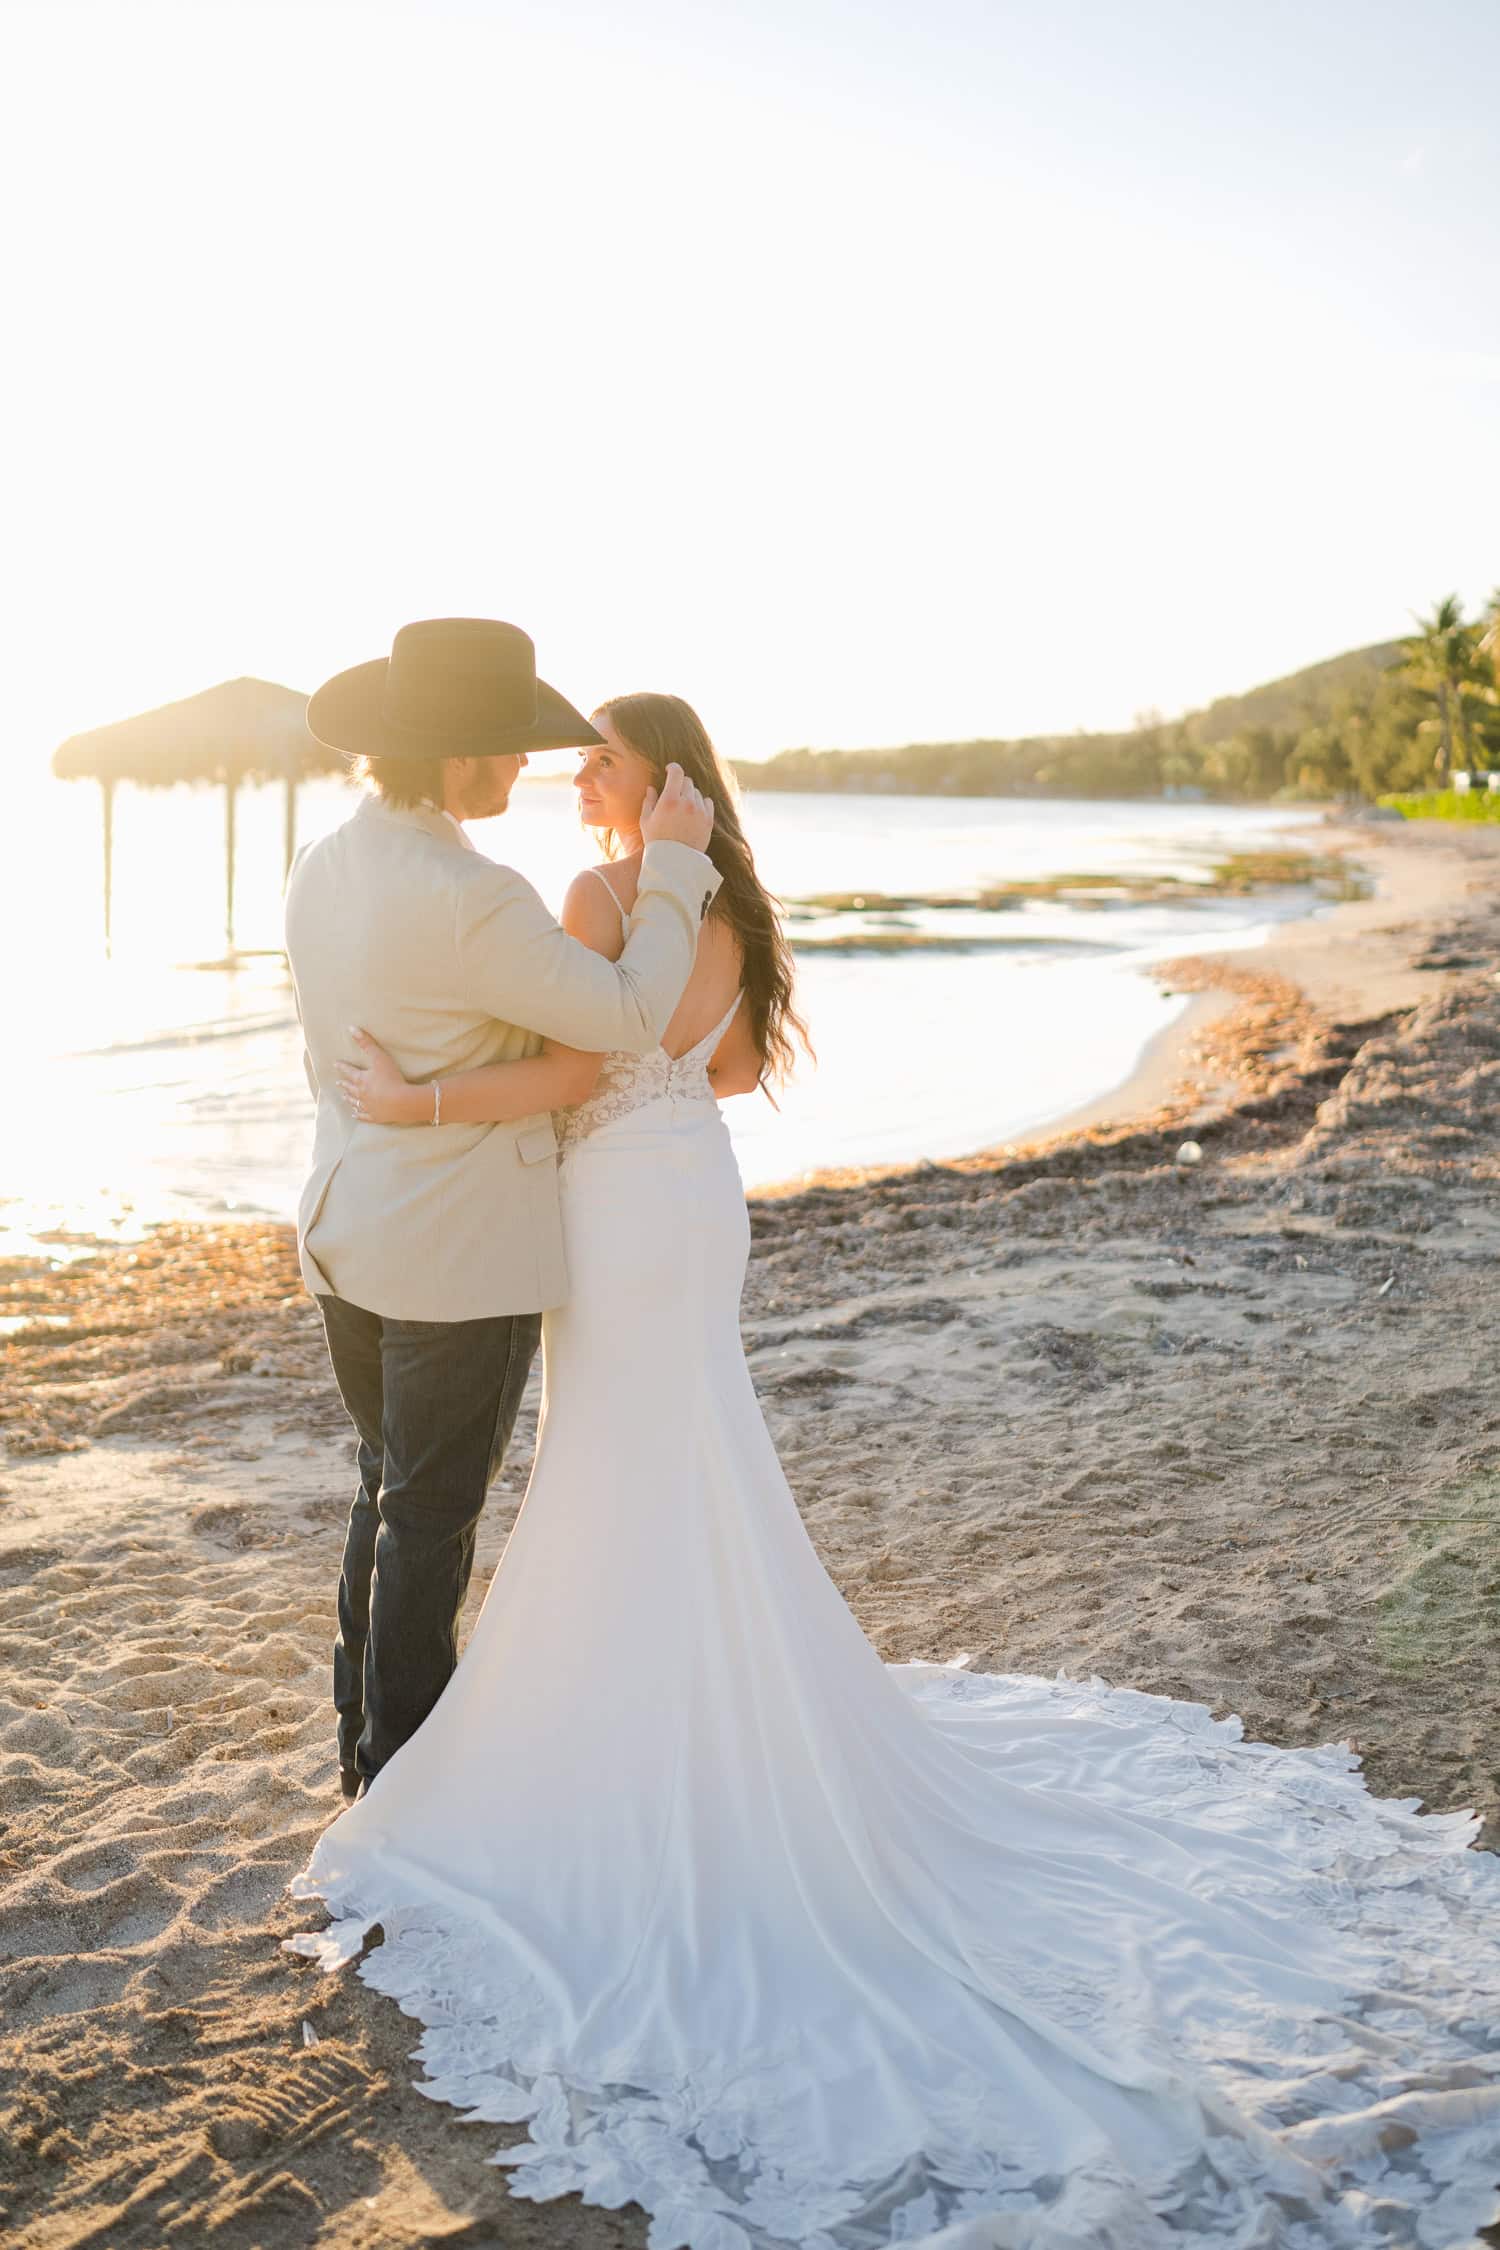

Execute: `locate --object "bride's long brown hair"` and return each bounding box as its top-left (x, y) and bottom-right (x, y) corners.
top-left (591, 693), bottom-right (812, 1089)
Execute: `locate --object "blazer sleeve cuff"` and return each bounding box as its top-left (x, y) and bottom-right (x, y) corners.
top-left (639, 839), bottom-right (724, 924)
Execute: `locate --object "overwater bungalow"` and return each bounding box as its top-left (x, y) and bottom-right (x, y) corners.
top-left (52, 677), bottom-right (344, 954)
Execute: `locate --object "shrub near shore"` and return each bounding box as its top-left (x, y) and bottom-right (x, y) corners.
top-left (1379, 791), bottom-right (1500, 823)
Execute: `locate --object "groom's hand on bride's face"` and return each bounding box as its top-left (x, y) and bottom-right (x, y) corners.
top-left (641, 762), bottom-right (715, 855)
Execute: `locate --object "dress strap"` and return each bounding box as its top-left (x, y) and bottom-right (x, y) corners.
top-left (586, 865), bottom-right (630, 940)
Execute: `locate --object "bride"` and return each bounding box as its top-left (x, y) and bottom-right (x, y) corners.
top-left (290, 694), bottom-right (1500, 2249)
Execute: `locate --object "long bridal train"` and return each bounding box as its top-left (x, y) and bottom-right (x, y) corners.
top-left (288, 1082), bottom-right (1500, 2250)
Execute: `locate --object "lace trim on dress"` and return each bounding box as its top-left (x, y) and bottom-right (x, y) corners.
top-left (287, 1666), bottom-right (1500, 2250)
top-left (559, 868), bottom-right (742, 1151)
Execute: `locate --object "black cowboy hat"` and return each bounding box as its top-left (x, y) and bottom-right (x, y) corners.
top-left (307, 618), bottom-right (603, 761)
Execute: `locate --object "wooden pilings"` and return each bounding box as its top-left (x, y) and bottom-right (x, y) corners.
top-left (100, 776), bottom-right (114, 956)
top-left (88, 761), bottom-right (312, 962)
top-left (224, 774), bottom-right (238, 955)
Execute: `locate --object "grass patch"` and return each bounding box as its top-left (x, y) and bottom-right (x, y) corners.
top-left (1377, 790), bottom-right (1500, 822)
top-left (1208, 850), bottom-right (1368, 898)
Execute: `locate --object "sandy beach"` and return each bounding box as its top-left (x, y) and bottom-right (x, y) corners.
top-left (3, 809), bottom-right (1498, 2250)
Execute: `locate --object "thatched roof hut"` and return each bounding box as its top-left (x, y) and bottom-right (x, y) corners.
top-left (53, 677), bottom-right (346, 955)
top-left (53, 676), bottom-right (333, 786)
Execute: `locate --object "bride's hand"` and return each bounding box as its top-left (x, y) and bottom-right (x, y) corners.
top-left (337, 1029), bottom-right (420, 1125)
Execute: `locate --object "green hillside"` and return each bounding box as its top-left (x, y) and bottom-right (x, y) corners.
top-left (1182, 642), bottom-right (1401, 746)
top-left (737, 613), bottom-right (1495, 803)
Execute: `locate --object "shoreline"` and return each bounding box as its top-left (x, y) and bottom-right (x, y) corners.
top-left (3, 802), bottom-right (1345, 1252)
top-left (751, 809), bottom-right (1461, 1200)
top-left (3, 815), bottom-right (1500, 2248)
top-left (1007, 811), bottom-right (1463, 1158)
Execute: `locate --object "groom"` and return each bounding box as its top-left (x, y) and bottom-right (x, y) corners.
top-left (286, 619), bottom-right (720, 1799)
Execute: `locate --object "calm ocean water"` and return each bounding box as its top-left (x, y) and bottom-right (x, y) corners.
top-left (4, 770), bottom-right (1326, 1257)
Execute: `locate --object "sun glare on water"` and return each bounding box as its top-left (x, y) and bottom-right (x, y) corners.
top-left (2, 753), bottom-right (1317, 1261)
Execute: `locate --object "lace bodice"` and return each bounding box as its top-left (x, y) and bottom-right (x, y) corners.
top-left (557, 870), bottom-right (742, 1151)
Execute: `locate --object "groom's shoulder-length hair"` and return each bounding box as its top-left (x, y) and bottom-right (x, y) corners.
top-left (349, 752), bottom-right (446, 811)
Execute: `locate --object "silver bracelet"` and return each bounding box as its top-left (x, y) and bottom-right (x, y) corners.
top-left (432, 1080), bottom-right (442, 1126)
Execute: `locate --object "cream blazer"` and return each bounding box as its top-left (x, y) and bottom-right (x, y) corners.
top-left (284, 795), bottom-right (722, 1320)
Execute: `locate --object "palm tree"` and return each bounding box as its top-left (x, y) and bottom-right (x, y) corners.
top-left (1399, 595), bottom-right (1485, 775)
top-left (1481, 588), bottom-right (1500, 691)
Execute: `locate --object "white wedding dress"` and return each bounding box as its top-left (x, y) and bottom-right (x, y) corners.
top-left (289, 994), bottom-right (1500, 2250)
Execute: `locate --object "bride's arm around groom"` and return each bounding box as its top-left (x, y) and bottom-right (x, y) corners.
top-left (285, 762), bottom-right (720, 1326)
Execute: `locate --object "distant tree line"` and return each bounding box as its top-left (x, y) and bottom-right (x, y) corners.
top-left (740, 593), bottom-right (1500, 803)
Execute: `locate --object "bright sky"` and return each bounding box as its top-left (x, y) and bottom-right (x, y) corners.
top-left (4, 0), bottom-right (1497, 765)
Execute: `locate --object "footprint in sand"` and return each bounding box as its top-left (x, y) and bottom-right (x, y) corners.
top-left (52, 1844), bottom-right (138, 1894)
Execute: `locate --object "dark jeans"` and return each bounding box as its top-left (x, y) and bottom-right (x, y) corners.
top-left (316, 1293), bottom-right (542, 1781)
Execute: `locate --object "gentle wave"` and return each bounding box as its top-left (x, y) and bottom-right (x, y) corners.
top-left (67, 1010), bottom-right (301, 1060)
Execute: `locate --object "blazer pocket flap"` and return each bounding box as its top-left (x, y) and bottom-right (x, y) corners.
top-left (516, 1120), bottom-right (559, 1165)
